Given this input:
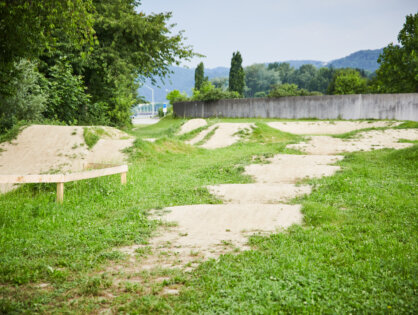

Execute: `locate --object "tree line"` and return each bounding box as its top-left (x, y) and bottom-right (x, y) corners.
top-left (0, 0), bottom-right (195, 134)
top-left (169, 13), bottom-right (417, 103)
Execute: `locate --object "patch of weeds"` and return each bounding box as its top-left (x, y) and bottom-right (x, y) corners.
top-left (196, 126), bottom-right (218, 146)
top-left (79, 275), bottom-right (112, 296)
top-left (135, 246), bottom-right (152, 258)
top-left (83, 127), bottom-right (100, 149)
top-left (0, 121), bottom-right (28, 144)
top-left (395, 121), bottom-right (418, 129)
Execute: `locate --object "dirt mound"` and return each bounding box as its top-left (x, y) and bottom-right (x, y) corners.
top-left (268, 121), bottom-right (399, 135)
top-left (178, 119), bottom-right (207, 135)
top-left (187, 123), bottom-right (254, 149)
top-left (288, 129), bottom-right (418, 154)
top-left (0, 125), bottom-right (133, 193)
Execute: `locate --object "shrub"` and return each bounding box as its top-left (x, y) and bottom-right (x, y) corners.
top-left (268, 83), bottom-right (322, 98)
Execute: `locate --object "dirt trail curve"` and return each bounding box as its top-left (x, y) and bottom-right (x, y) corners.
top-left (111, 120), bottom-right (417, 275)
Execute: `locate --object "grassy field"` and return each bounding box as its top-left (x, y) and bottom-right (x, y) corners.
top-left (0, 118), bottom-right (417, 313)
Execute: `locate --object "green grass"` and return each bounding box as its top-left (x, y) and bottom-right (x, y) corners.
top-left (0, 118), bottom-right (416, 313)
top-left (0, 118), bottom-right (300, 313)
top-left (83, 127), bottom-right (102, 149)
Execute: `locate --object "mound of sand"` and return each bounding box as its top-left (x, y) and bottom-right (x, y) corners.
top-left (288, 128), bottom-right (418, 155)
top-left (186, 123), bottom-right (254, 149)
top-left (178, 119), bottom-right (207, 135)
top-left (0, 125), bottom-right (133, 193)
top-left (268, 121), bottom-right (399, 135)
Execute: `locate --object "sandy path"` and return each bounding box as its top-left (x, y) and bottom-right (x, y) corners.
top-left (105, 121), bottom-right (416, 283)
top-left (207, 183), bottom-right (311, 204)
top-left (0, 125), bottom-right (133, 193)
top-left (186, 123), bottom-right (254, 149)
top-left (268, 121), bottom-right (399, 134)
top-left (288, 129), bottom-right (418, 154)
top-left (178, 119), bottom-right (207, 135)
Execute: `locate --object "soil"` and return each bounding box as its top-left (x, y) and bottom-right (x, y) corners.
top-left (178, 119), bottom-right (207, 135)
top-left (267, 121), bottom-right (399, 134)
top-left (0, 125), bottom-right (133, 193)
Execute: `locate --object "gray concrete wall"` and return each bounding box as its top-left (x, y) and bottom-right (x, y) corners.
top-left (173, 93), bottom-right (418, 121)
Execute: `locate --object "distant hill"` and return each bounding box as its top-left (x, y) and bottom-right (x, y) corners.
top-left (328, 49), bottom-right (383, 72)
top-left (138, 48), bottom-right (383, 102)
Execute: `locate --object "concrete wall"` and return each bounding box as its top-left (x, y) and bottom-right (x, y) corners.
top-left (174, 93), bottom-right (418, 121)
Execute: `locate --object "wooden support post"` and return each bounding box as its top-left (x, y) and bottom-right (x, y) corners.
top-left (57, 182), bottom-right (64, 204)
top-left (121, 172), bottom-right (127, 185)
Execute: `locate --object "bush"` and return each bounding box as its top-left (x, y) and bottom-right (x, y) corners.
top-left (268, 83), bottom-right (322, 98)
top-left (0, 59), bottom-right (48, 132)
top-left (192, 81), bottom-right (241, 102)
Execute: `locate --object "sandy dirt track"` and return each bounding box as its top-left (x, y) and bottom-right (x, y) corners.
top-left (288, 129), bottom-right (418, 154)
top-left (187, 123), bottom-right (254, 149)
top-left (178, 119), bottom-right (207, 135)
top-left (268, 120), bottom-right (399, 134)
top-left (0, 125), bottom-right (133, 193)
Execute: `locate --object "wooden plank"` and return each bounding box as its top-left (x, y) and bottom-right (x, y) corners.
top-left (0, 165), bottom-right (128, 184)
top-left (0, 174), bottom-right (65, 184)
top-left (62, 165), bottom-right (128, 183)
top-left (56, 182), bottom-right (64, 204)
top-left (121, 172), bottom-right (127, 185)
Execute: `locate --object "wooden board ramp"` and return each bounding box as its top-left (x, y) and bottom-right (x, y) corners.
top-left (0, 164), bottom-right (128, 203)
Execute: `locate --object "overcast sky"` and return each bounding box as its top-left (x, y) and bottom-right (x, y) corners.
top-left (139, 0), bottom-right (416, 68)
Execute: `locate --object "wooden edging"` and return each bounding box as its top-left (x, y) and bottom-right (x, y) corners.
top-left (0, 165), bottom-right (128, 203)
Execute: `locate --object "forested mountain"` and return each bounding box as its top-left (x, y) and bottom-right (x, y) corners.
top-left (328, 49), bottom-right (383, 72)
top-left (138, 49), bottom-right (383, 102)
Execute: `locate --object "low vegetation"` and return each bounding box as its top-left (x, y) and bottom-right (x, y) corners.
top-left (0, 118), bottom-right (416, 313)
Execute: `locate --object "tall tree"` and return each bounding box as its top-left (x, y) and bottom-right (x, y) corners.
top-left (328, 69), bottom-right (367, 95)
top-left (229, 51), bottom-right (245, 95)
top-left (194, 62), bottom-right (205, 90)
top-left (374, 13), bottom-right (418, 93)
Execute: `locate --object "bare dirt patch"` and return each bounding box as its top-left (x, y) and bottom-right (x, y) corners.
top-left (178, 119), bottom-right (207, 135)
top-left (187, 123), bottom-right (254, 149)
top-left (245, 154), bottom-right (343, 183)
top-left (268, 121), bottom-right (399, 134)
top-left (207, 183), bottom-right (311, 204)
top-left (288, 129), bottom-right (418, 154)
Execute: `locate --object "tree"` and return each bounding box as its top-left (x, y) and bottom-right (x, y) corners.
top-left (77, 0), bottom-right (196, 127)
top-left (269, 83), bottom-right (320, 98)
top-left (0, 0), bottom-right (95, 66)
top-left (328, 69), bottom-right (367, 95)
top-left (229, 51), bottom-right (245, 95)
top-left (374, 13), bottom-right (418, 93)
top-left (194, 62), bottom-right (205, 90)
top-left (244, 64), bottom-right (280, 97)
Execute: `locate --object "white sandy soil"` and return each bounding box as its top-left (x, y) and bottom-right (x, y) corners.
top-left (0, 125), bottom-right (133, 193)
top-left (178, 119), bottom-right (207, 135)
top-left (288, 129), bottom-right (418, 155)
top-left (187, 123), bottom-right (254, 149)
top-left (268, 121), bottom-right (399, 135)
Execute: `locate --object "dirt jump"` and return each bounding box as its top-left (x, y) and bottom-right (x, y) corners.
top-left (0, 125), bottom-right (133, 193)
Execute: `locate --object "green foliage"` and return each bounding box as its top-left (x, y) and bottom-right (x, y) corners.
top-left (192, 81), bottom-right (241, 102)
top-left (194, 62), bottom-right (207, 90)
top-left (44, 60), bottom-right (92, 125)
top-left (0, 59), bottom-right (48, 132)
top-left (374, 13), bottom-right (418, 93)
top-left (211, 77), bottom-right (229, 89)
top-left (328, 68), bottom-right (368, 94)
top-left (83, 127), bottom-right (101, 149)
top-left (166, 90), bottom-right (189, 104)
top-left (244, 64), bottom-right (280, 97)
top-left (229, 51), bottom-right (245, 95)
top-left (0, 0), bottom-right (95, 66)
top-left (268, 83), bottom-right (321, 97)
